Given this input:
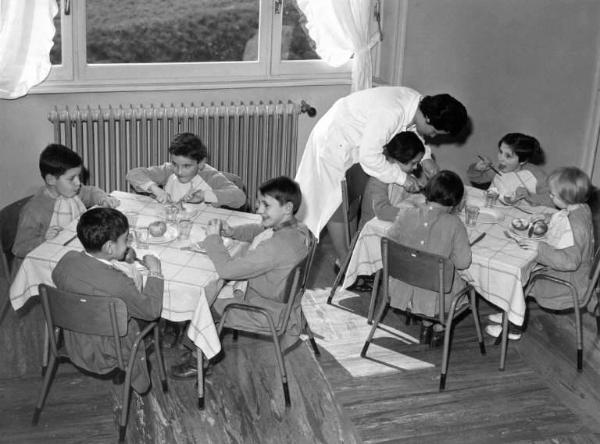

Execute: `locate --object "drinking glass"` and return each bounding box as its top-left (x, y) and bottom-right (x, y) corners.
top-left (124, 211), bottom-right (138, 228)
top-left (135, 227), bottom-right (149, 249)
top-left (485, 190), bottom-right (499, 208)
top-left (465, 206), bottom-right (480, 227)
top-left (177, 219), bottom-right (193, 240)
top-left (165, 205), bottom-right (179, 223)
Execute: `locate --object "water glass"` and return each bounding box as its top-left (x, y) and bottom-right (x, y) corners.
top-left (465, 206), bottom-right (480, 227)
top-left (165, 205), bottom-right (179, 223)
top-left (177, 219), bottom-right (193, 240)
top-left (124, 211), bottom-right (138, 228)
top-left (485, 190), bottom-right (499, 208)
top-left (135, 227), bottom-right (149, 249)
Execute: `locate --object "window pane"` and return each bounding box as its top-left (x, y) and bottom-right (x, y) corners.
top-left (50, 12), bottom-right (62, 65)
top-left (281, 0), bottom-right (319, 61)
top-left (85, 0), bottom-right (260, 64)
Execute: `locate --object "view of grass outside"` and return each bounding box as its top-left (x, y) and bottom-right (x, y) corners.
top-left (50, 0), bottom-right (318, 66)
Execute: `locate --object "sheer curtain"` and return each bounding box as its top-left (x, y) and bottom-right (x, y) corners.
top-left (297, 0), bottom-right (380, 92)
top-left (0, 0), bottom-right (58, 99)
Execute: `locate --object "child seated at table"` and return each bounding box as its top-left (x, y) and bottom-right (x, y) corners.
top-left (126, 132), bottom-right (246, 209)
top-left (487, 167), bottom-right (594, 339)
top-left (386, 170), bottom-right (472, 347)
top-left (52, 207), bottom-right (164, 393)
top-left (13, 144), bottom-right (119, 262)
top-left (359, 132), bottom-right (426, 229)
top-left (467, 133), bottom-right (551, 205)
top-left (170, 176), bottom-right (310, 379)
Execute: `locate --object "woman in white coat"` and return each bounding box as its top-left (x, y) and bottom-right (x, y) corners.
top-left (295, 86), bottom-right (468, 264)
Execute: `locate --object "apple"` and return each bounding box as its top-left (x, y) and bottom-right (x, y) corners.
top-left (532, 220), bottom-right (548, 236)
top-left (148, 220), bottom-right (167, 237)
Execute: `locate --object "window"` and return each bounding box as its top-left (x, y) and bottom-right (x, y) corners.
top-left (45, 0), bottom-right (350, 90)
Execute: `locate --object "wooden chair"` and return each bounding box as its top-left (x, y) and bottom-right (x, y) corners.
top-left (0, 195), bottom-right (32, 324)
top-left (33, 284), bottom-right (168, 443)
top-left (215, 235), bottom-right (319, 407)
top-left (361, 237), bottom-right (486, 390)
top-left (499, 248), bottom-right (600, 371)
top-left (327, 163), bottom-right (368, 304)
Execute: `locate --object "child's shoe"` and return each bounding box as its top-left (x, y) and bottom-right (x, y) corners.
top-left (485, 324), bottom-right (521, 340)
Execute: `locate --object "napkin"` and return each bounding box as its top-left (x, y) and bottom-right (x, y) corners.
top-left (545, 210), bottom-right (574, 249)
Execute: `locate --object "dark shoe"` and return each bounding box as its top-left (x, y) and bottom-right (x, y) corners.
top-left (170, 358), bottom-right (198, 380)
top-left (419, 324), bottom-right (433, 345)
top-left (430, 329), bottom-right (445, 348)
top-left (111, 369), bottom-right (126, 385)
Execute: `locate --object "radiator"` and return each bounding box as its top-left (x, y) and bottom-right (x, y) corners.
top-left (48, 101), bottom-right (301, 210)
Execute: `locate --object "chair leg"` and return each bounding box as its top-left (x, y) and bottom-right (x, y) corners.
top-left (469, 288), bottom-right (486, 355)
top-left (153, 327), bottom-right (168, 392)
top-left (32, 353), bottom-right (58, 425)
top-left (197, 349), bottom-right (205, 410)
top-left (327, 233), bottom-right (359, 305)
top-left (304, 325), bottom-right (320, 357)
top-left (499, 312), bottom-right (509, 371)
top-left (41, 323), bottom-right (50, 376)
top-left (367, 270), bottom-right (381, 324)
top-left (271, 335), bottom-right (290, 407)
top-left (574, 304), bottom-right (583, 371)
top-left (119, 372), bottom-right (133, 443)
top-left (439, 294), bottom-right (464, 391)
top-left (361, 299), bottom-right (389, 357)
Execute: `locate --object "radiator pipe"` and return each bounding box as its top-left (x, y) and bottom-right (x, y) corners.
top-left (300, 101), bottom-right (317, 118)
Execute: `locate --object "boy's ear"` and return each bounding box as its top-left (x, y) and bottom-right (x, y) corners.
top-left (101, 240), bottom-right (113, 256)
top-left (284, 201), bottom-right (294, 215)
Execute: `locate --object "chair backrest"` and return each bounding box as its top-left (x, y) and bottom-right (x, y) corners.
top-left (0, 195), bottom-right (32, 278)
top-left (278, 233), bottom-right (317, 332)
top-left (583, 247), bottom-right (600, 307)
top-left (382, 237), bottom-right (455, 321)
top-left (221, 171), bottom-right (250, 212)
top-left (341, 163), bottom-right (368, 248)
top-left (38, 284), bottom-right (129, 365)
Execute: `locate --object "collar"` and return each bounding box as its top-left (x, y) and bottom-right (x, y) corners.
top-left (272, 218), bottom-right (298, 232)
top-left (84, 251), bottom-right (113, 267)
top-left (566, 203), bottom-right (583, 212)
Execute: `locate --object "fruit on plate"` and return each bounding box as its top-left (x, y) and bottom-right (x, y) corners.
top-left (511, 218), bottom-right (529, 231)
top-left (148, 220), bottom-right (167, 237)
top-left (531, 220), bottom-right (548, 236)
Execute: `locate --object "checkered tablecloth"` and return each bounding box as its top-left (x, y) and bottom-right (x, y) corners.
top-left (9, 191), bottom-right (260, 359)
top-left (342, 187), bottom-right (556, 327)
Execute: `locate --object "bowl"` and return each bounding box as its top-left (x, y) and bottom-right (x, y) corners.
top-left (531, 220), bottom-right (548, 236)
top-left (511, 218), bottom-right (529, 231)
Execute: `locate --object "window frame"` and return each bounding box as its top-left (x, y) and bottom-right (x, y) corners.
top-left (37, 0), bottom-right (352, 93)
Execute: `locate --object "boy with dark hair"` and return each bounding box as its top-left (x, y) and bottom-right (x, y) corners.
top-left (171, 176), bottom-right (310, 379)
top-left (52, 207), bottom-right (164, 394)
top-left (13, 144), bottom-right (119, 261)
top-left (126, 132), bottom-right (246, 208)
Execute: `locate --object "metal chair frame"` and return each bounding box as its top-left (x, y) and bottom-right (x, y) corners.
top-left (215, 235), bottom-right (319, 407)
top-left (33, 284), bottom-right (168, 443)
top-left (361, 237), bottom-right (486, 390)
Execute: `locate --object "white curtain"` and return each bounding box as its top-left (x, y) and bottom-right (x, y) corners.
top-left (0, 0), bottom-right (58, 99)
top-left (297, 0), bottom-right (380, 92)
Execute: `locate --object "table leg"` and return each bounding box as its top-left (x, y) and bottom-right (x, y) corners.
top-left (196, 347), bottom-right (204, 410)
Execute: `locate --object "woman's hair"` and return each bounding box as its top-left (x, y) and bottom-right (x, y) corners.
top-left (384, 131), bottom-right (425, 164)
top-left (498, 133), bottom-right (542, 164)
top-left (424, 170), bottom-right (465, 207)
top-left (39, 144), bottom-right (83, 179)
top-left (259, 176), bottom-right (302, 214)
top-left (77, 208), bottom-right (129, 252)
top-left (168, 132), bottom-right (208, 162)
top-left (547, 167), bottom-right (591, 205)
top-left (419, 94), bottom-right (468, 136)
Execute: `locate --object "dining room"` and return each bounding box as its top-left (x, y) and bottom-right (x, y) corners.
top-left (2, 0), bottom-right (600, 443)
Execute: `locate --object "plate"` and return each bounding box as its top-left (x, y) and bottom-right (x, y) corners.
top-left (147, 226), bottom-right (178, 244)
top-left (509, 226), bottom-right (546, 240)
top-left (477, 208), bottom-right (504, 224)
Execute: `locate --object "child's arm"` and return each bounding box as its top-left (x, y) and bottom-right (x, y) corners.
top-left (78, 186), bottom-right (119, 208)
top-left (369, 179), bottom-right (400, 222)
top-left (229, 223), bottom-right (265, 242)
top-left (126, 163), bottom-right (174, 198)
top-left (449, 221), bottom-right (472, 270)
top-left (198, 166), bottom-right (246, 208)
top-left (534, 212), bottom-right (588, 271)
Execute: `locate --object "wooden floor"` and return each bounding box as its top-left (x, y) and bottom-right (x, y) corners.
top-left (2, 230), bottom-right (600, 443)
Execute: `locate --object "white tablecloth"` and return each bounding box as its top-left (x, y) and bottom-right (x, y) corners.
top-left (342, 187), bottom-right (555, 326)
top-left (9, 191), bottom-right (261, 359)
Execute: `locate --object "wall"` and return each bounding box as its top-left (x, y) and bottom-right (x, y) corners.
top-left (0, 85), bottom-right (350, 208)
top-left (381, 0), bottom-right (600, 185)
